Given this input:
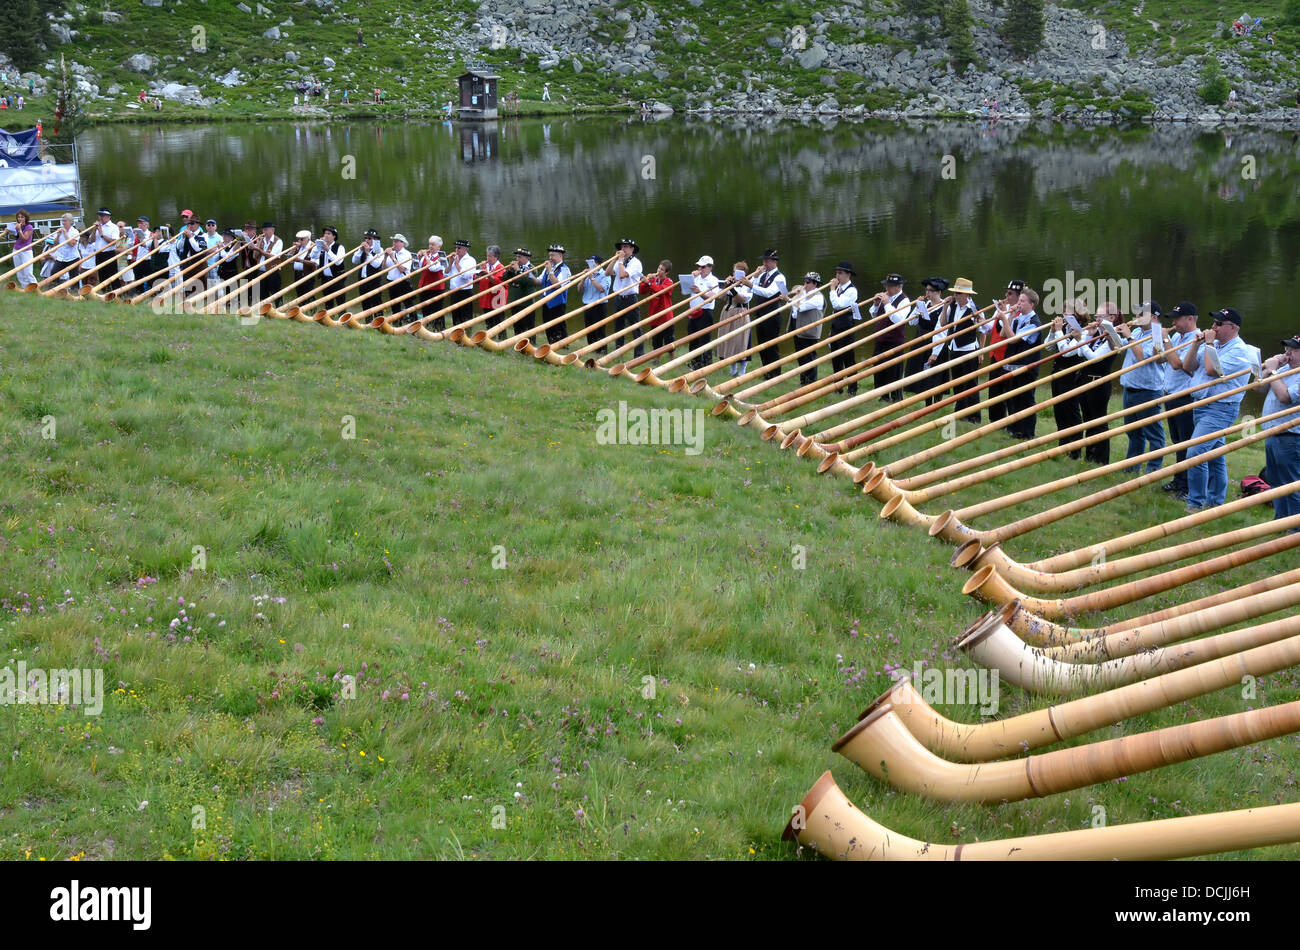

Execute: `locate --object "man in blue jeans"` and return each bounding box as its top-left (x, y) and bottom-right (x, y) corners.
top-left (1118, 301), bottom-right (1166, 474)
top-left (1160, 302), bottom-right (1201, 502)
top-left (1181, 307), bottom-right (1258, 513)
top-left (1258, 336), bottom-right (1300, 524)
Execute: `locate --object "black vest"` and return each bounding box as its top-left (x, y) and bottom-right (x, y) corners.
top-left (1003, 312), bottom-right (1041, 364)
top-left (947, 302), bottom-right (979, 349)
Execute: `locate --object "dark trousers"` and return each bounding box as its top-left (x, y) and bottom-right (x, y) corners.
top-left (873, 338), bottom-right (905, 401)
top-left (1164, 394), bottom-right (1195, 490)
top-left (829, 317), bottom-right (860, 393)
top-left (687, 308), bottom-right (714, 370)
top-left (511, 302), bottom-right (535, 342)
top-left (584, 300), bottom-right (607, 349)
top-left (542, 302), bottom-right (568, 345)
top-left (904, 343), bottom-right (935, 395)
top-left (795, 334), bottom-right (820, 386)
top-left (751, 296), bottom-right (783, 378)
top-left (650, 322), bottom-right (674, 355)
top-left (388, 279), bottom-right (413, 320)
top-left (259, 268), bottom-right (282, 302)
top-left (1004, 364), bottom-right (1040, 439)
top-left (945, 349), bottom-right (981, 418)
top-left (419, 281), bottom-right (446, 329)
top-left (987, 366), bottom-right (1013, 423)
top-left (1050, 357), bottom-right (1086, 457)
top-left (93, 249), bottom-right (120, 290)
top-left (610, 294), bottom-right (641, 356)
top-left (1079, 374), bottom-right (1114, 464)
top-left (452, 289), bottom-right (476, 330)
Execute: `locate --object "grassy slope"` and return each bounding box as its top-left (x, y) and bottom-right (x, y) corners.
top-left (3, 0), bottom-right (1292, 130)
top-left (0, 292), bottom-right (1296, 860)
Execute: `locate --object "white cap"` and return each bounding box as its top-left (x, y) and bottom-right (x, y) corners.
top-left (696, 255), bottom-right (713, 267)
top-left (295, 230), bottom-right (311, 240)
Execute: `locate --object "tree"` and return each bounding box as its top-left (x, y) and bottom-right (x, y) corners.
top-left (942, 0), bottom-right (977, 74)
top-left (1198, 57), bottom-right (1230, 106)
top-left (1286, 0), bottom-right (1300, 26)
top-left (903, 0), bottom-right (945, 18)
top-left (0, 0), bottom-right (43, 72)
top-left (1003, 0), bottom-right (1045, 59)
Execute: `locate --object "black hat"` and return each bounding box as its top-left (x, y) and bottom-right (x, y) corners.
top-left (922, 276), bottom-right (949, 292)
top-left (364, 228), bottom-right (379, 238)
top-left (1212, 307), bottom-right (1243, 326)
top-left (1140, 300), bottom-right (1163, 317)
top-left (1006, 279), bottom-right (1025, 293)
top-left (455, 239), bottom-right (471, 249)
top-left (1282, 336), bottom-right (1300, 349)
top-left (882, 273), bottom-right (904, 287)
top-left (587, 253), bottom-right (603, 267)
top-left (803, 271), bottom-right (821, 285)
top-left (97, 207), bottom-right (111, 216)
top-left (548, 243), bottom-right (565, 254)
top-left (834, 261), bottom-right (855, 275)
top-left (205, 218), bottom-right (217, 226)
top-left (136, 215), bottom-right (150, 224)
top-left (761, 248), bottom-right (779, 261)
top-left (323, 225), bottom-right (339, 236)
top-left (1169, 301), bottom-right (1198, 318)
top-left (261, 221), bottom-right (275, 229)
top-left (515, 247), bottom-right (532, 258)
top-left (615, 237), bottom-right (639, 253)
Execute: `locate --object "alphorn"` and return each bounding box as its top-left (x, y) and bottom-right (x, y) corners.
top-left (1, 235), bottom-right (78, 289)
top-left (784, 771), bottom-right (1300, 860)
top-left (863, 625), bottom-right (1300, 761)
top-left (996, 568), bottom-right (1300, 653)
top-left (143, 245), bottom-right (246, 310)
top-left (34, 246), bottom-right (101, 296)
top-left (43, 241), bottom-right (135, 298)
top-left (834, 696), bottom-right (1300, 804)
top-left (895, 408), bottom-right (1298, 544)
top-left (865, 363), bottom-right (1279, 504)
top-left (80, 241), bottom-right (153, 300)
top-left (731, 296), bottom-right (977, 418)
top-left (1, 235), bottom-right (77, 288)
top-left (279, 254), bottom-right (376, 319)
top-left (530, 278), bottom-right (686, 363)
top-left (623, 278), bottom-right (838, 388)
top-left (468, 258), bottom-right (611, 350)
top-left (438, 262), bottom-right (551, 339)
top-left (499, 268), bottom-right (660, 353)
top-left (958, 602), bottom-right (1300, 694)
top-left (255, 244), bottom-right (359, 318)
top-left (406, 261), bottom-right (550, 338)
top-left (968, 475), bottom-right (1300, 589)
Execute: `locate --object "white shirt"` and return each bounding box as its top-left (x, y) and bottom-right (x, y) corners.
top-left (448, 252), bottom-right (477, 291)
top-left (256, 235), bottom-right (283, 271)
top-left (53, 226), bottom-right (80, 262)
top-left (1164, 329), bottom-right (1199, 395)
top-left (793, 290), bottom-right (826, 338)
top-left (871, 291), bottom-right (912, 325)
top-left (291, 242), bottom-right (315, 271)
top-left (420, 249), bottom-right (447, 277)
top-left (385, 247), bottom-right (413, 281)
top-left (933, 299), bottom-right (980, 356)
top-left (827, 281), bottom-right (860, 321)
top-left (92, 220), bottom-right (120, 252)
top-left (610, 255), bottom-right (643, 295)
top-left (727, 282), bottom-right (753, 306)
top-left (751, 266), bottom-right (787, 299)
top-left (353, 242), bottom-right (384, 271)
top-left (689, 271), bottom-right (720, 311)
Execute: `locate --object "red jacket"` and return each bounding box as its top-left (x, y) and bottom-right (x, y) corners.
top-left (641, 275), bottom-right (673, 327)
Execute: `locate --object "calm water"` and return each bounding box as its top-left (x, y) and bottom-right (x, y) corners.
top-left (79, 116), bottom-right (1300, 344)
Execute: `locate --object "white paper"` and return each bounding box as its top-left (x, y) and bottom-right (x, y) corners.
top-left (679, 274), bottom-right (695, 295)
top-left (733, 268), bottom-right (744, 281)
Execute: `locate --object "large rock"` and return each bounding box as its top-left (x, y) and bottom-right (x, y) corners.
top-left (322, 55), bottom-right (335, 68)
top-left (141, 0), bottom-right (163, 6)
top-left (284, 50), bottom-right (299, 63)
top-left (797, 44), bottom-right (828, 70)
top-left (126, 53), bottom-right (156, 73)
top-left (236, 1), bottom-right (251, 10)
top-left (217, 68), bottom-right (242, 87)
top-left (263, 26), bottom-right (281, 40)
top-left (51, 24), bottom-right (76, 43)
top-left (159, 82), bottom-right (203, 103)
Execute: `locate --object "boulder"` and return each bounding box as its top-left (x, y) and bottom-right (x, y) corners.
top-left (571, 57), bottom-right (582, 73)
top-left (236, 1), bottom-right (251, 10)
top-left (51, 24), bottom-right (76, 43)
top-left (263, 26), bottom-right (281, 40)
top-left (797, 43), bottom-right (828, 70)
top-left (126, 53), bottom-right (156, 73)
top-left (322, 55), bottom-right (335, 68)
top-left (217, 68), bottom-right (242, 87)
top-left (284, 50), bottom-right (299, 63)
top-left (141, 0), bottom-right (163, 6)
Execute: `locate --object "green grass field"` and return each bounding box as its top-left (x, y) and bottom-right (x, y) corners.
top-left (0, 292), bottom-right (1296, 860)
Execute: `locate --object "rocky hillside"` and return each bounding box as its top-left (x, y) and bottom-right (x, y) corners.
top-left (2, 0), bottom-right (1298, 124)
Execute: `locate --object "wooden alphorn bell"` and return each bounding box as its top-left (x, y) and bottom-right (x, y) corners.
top-left (2, 234), bottom-right (78, 289)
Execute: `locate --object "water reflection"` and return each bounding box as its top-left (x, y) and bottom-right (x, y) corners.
top-left (79, 118), bottom-right (1300, 339)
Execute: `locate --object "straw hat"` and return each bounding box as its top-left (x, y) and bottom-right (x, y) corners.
top-left (950, 277), bottom-right (976, 295)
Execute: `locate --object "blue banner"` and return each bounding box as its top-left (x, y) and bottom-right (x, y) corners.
top-left (0, 128), bottom-right (42, 168)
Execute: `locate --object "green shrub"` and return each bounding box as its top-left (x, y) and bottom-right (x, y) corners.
top-left (1198, 57), bottom-right (1230, 105)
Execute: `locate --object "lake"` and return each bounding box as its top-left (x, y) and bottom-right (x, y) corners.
top-left (78, 116), bottom-right (1300, 350)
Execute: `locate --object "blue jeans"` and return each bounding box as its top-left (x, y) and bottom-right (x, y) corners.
top-left (1265, 434), bottom-right (1300, 521)
top-left (1122, 386), bottom-right (1166, 473)
top-left (1185, 400), bottom-right (1241, 509)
